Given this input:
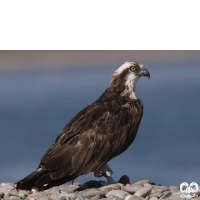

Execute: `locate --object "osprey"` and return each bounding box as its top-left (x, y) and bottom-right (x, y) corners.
top-left (16, 61), bottom-right (150, 190)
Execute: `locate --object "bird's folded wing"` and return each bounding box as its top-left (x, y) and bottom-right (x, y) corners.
top-left (38, 100), bottom-right (143, 179)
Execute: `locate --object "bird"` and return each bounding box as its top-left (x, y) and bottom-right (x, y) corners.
top-left (16, 61), bottom-right (150, 191)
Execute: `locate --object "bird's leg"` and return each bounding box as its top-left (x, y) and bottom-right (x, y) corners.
top-left (94, 163), bottom-right (115, 185)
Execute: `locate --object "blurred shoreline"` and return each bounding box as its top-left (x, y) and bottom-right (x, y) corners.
top-left (0, 51), bottom-right (199, 72)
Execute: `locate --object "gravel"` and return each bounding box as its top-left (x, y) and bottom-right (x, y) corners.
top-left (0, 178), bottom-right (199, 200)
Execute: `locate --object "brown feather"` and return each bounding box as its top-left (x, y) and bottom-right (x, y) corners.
top-left (16, 63), bottom-right (146, 190)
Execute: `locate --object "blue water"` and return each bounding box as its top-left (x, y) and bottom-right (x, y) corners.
top-left (0, 65), bottom-right (200, 187)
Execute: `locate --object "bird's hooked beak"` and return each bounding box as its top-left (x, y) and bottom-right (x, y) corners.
top-left (140, 68), bottom-right (150, 79)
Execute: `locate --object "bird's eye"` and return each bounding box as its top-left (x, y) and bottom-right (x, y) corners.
top-left (130, 66), bottom-right (136, 71)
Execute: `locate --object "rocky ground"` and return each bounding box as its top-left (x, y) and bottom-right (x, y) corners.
top-left (0, 178), bottom-right (200, 200)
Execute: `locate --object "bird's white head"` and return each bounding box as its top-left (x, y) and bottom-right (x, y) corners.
top-left (111, 61), bottom-right (150, 100)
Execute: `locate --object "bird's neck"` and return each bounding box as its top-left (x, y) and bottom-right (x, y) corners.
top-left (110, 76), bottom-right (139, 100)
top-left (102, 79), bottom-right (138, 101)
top-left (108, 73), bottom-right (140, 100)
top-left (122, 78), bottom-right (138, 100)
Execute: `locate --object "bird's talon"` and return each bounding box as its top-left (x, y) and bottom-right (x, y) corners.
top-left (100, 172), bottom-right (107, 177)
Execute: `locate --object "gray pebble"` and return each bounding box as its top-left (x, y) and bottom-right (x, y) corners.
top-left (124, 195), bottom-right (145, 200)
top-left (103, 188), bottom-right (113, 195)
top-left (91, 194), bottom-right (100, 199)
top-left (133, 180), bottom-right (150, 186)
top-left (33, 192), bottom-right (48, 199)
top-left (9, 196), bottom-right (20, 200)
top-left (79, 193), bottom-right (91, 199)
top-left (144, 183), bottom-right (153, 189)
top-left (168, 186), bottom-right (179, 192)
top-left (51, 185), bottom-right (73, 194)
top-left (44, 188), bottom-right (55, 195)
top-left (106, 190), bottom-right (129, 199)
top-left (58, 192), bottom-right (72, 199)
top-left (4, 193), bottom-right (10, 200)
top-left (149, 192), bottom-right (163, 198)
top-left (151, 186), bottom-right (169, 194)
top-left (117, 183), bottom-right (125, 190)
top-left (149, 197), bottom-right (158, 200)
top-left (59, 192), bottom-right (77, 199)
top-left (18, 189), bottom-right (31, 196)
top-left (79, 188), bottom-right (105, 197)
top-left (66, 192), bottom-right (77, 198)
top-left (169, 187), bottom-right (181, 198)
top-left (134, 187), bottom-right (151, 197)
top-left (159, 191), bottom-right (172, 199)
top-left (163, 195), bottom-right (183, 200)
top-left (8, 190), bottom-right (19, 197)
top-left (171, 191), bottom-right (181, 196)
top-left (68, 184), bottom-right (80, 191)
top-left (124, 185), bottom-right (143, 194)
top-left (0, 184), bottom-right (15, 194)
top-left (151, 185), bottom-right (169, 192)
top-left (39, 197), bottom-right (52, 200)
top-left (106, 194), bottom-right (122, 200)
top-left (99, 183), bottom-right (121, 191)
top-left (124, 195), bottom-right (133, 200)
top-left (26, 193), bottom-right (34, 199)
top-left (50, 193), bottom-right (59, 200)
top-left (1, 183), bottom-right (15, 187)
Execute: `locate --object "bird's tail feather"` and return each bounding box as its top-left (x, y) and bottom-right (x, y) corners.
top-left (16, 168), bottom-right (46, 190)
top-left (16, 168), bottom-right (78, 191)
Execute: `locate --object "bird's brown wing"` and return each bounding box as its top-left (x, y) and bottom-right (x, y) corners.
top-left (38, 99), bottom-right (143, 181)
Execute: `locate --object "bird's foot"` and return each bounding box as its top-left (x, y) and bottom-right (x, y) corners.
top-left (102, 175), bottom-right (115, 185)
top-left (94, 163), bottom-right (115, 185)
